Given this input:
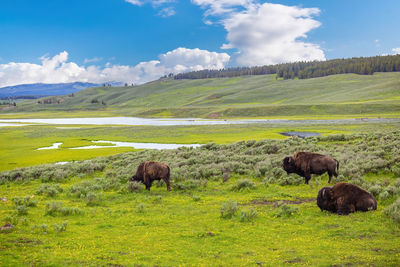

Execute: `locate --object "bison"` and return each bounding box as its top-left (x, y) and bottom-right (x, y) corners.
top-left (317, 182), bottom-right (377, 215)
top-left (282, 152), bottom-right (339, 184)
top-left (130, 161), bottom-right (171, 191)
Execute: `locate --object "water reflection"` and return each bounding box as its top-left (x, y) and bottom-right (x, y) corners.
top-left (37, 140), bottom-right (201, 150)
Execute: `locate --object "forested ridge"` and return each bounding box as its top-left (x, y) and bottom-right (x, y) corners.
top-left (173, 54), bottom-right (400, 80)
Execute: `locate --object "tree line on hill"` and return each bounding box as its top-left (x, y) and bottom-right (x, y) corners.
top-left (172, 54), bottom-right (400, 80)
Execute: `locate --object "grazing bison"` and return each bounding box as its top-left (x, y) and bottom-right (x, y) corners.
top-left (317, 182), bottom-right (377, 215)
top-left (130, 161), bottom-right (171, 191)
top-left (282, 152), bottom-right (339, 184)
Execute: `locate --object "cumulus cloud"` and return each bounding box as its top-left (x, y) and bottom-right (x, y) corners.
top-left (193, 1), bottom-right (326, 66)
top-left (125, 0), bottom-right (144, 5)
top-left (192, 0), bottom-right (252, 16)
top-left (125, 0), bottom-right (176, 17)
top-left (84, 57), bottom-right (103, 64)
top-left (393, 47), bottom-right (400, 54)
top-left (0, 49), bottom-right (230, 87)
top-left (157, 7), bottom-right (176, 17)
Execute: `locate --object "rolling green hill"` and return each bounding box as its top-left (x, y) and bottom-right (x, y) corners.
top-left (3, 72), bottom-right (400, 118)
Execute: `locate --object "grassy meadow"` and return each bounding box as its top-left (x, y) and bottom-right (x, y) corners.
top-left (1, 129), bottom-right (400, 266)
top-left (1, 72), bottom-right (400, 118)
top-left (0, 121), bottom-right (398, 171)
top-left (1, 72), bottom-right (400, 266)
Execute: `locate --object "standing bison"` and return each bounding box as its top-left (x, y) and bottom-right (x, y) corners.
top-left (130, 161), bottom-right (171, 191)
top-left (317, 182), bottom-right (377, 215)
top-left (282, 152), bottom-right (339, 184)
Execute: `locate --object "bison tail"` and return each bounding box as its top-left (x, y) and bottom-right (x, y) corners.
top-left (335, 159), bottom-right (339, 174)
top-left (166, 166), bottom-right (170, 179)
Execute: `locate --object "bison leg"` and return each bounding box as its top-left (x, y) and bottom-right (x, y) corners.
top-left (304, 173), bottom-right (311, 184)
top-left (163, 178), bottom-right (171, 191)
top-left (336, 197), bottom-right (353, 215)
top-left (145, 181), bottom-right (153, 191)
top-left (327, 171), bottom-right (332, 184)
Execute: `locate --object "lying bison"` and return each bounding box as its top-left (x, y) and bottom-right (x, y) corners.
top-left (130, 161), bottom-right (171, 191)
top-left (317, 182), bottom-right (377, 215)
top-left (282, 152), bottom-right (339, 184)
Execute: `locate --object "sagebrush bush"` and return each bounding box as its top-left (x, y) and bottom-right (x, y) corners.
top-left (16, 205), bottom-right (29, 215)
top-left (384, 197), bottom-right (400, 224)
top-left (136, 203), bottom-right (145, 213)
top-left (45, 202), bottom-right (83, 216)
top-left (192, 195), bottom-right (201, 202)
top-left (31, 224), bottom-right (49, 233)
top-left (275, 203), bottom-right (298, 217)
top-left (231, 179), bottom-right (255, 191)
top-left (368, 185), bottom-right (383, 198)
top-left (68, 180), bottom-right (103, 198)
top-left (240, 208), bottom-right (258, 222)
top-left (86, 192), bottom-right (102, 206)
top-left (12, 196), bottom-right (37, 216)
top-left (173, 179), bottom-right (207, 191)
top-left (53, 221), bottom-right (68, 232)
top-left (12, 196), bottom-right (37, 207)
top-left (36, 184), bottom-right (63, 197)
top-left (220, 200), bottom-right (239, 219)
top-left (126, 181), bottom-right (143, 192)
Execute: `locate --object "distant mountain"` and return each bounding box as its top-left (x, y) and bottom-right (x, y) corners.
top-left (0, 82), bottom-right (100, 98)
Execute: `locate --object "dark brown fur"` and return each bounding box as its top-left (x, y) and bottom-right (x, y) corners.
top-left (317, 182), bottom-right (377, 215)
top-left (282, 152), bottom-right (339, 184)
top-left (130, 161), bottom-right (171, 191)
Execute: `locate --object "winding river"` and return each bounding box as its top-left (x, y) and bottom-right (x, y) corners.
top-left (1, 117), bottom-right (399, 126)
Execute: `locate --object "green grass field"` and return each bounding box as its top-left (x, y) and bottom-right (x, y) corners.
top-left (2, 72), bottom-right (400, 118)
top-left (1, 122), bottom-right (398, 171)
top-left (1, 130), bottom-right (400, 266)
top-left (1, 72), bottom-right (400, 266)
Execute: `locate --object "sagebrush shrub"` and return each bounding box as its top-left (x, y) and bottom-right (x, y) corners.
top-left (220, 200), bottom-right (239, 219)
top-left (240, 208), bottom-right (258, 222)
top-left (36, 184), bottom-right (63, 197)
top-left (231, 179), bottom-right (255, 191)
top-left (45, 202), bottom-right (82, 216)
top-left (384, 197), bottom-right (400, 224)
top-left (53, 221), bottom-right (68, 232)
top-left (275, 204), bottom-right (298, 217)
top-left (126, 181), bottom-right (143, 192)
top-left (368, 185), bottom-right (383, 198)
top-left (136, 203), bottom-right (145, 213)
top-left (192, 195), bottom-right (201, 202)
top-left (86, 192), bottom-right (102, 206)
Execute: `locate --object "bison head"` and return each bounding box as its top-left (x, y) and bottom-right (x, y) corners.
top-left (130, 175), bottom-right (143, 182)
top-left (317, 187), bottom-right (336, 212)
top-left (282, 157), bottom-right (296, 174)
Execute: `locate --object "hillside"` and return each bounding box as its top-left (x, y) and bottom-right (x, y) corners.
top-left (3, 72), bottom-right (400, 118)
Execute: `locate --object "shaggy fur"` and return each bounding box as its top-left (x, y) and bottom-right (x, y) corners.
top-left (282, 152), bottom-right (339, 184)
top-left (317, 182), bottom-right (377, 215)
top-left (130, 161), bottom-right (171, 191)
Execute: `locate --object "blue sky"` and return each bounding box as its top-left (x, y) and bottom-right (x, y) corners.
top-left (0, 0), bottom-right (399, 87)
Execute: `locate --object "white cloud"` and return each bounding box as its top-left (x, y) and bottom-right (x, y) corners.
top-left (393, 47), bottom-right (400, 55)
top-left (157, 7), bottom-right (176, 17)
top-left (192, 0), bottom-right (252, 16)
top-left (125, 0), bottom-right (176, 17)
top-left (84, 57), bottom-right (103, 64)
top-left (193, 1), bottom-right (326, 66)
top-left (125, 0), bottom-right (143, 6)
top-left (125, 0), bottom-right (175, 7)
top-left (0, 49), bottom-right (230, 87)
